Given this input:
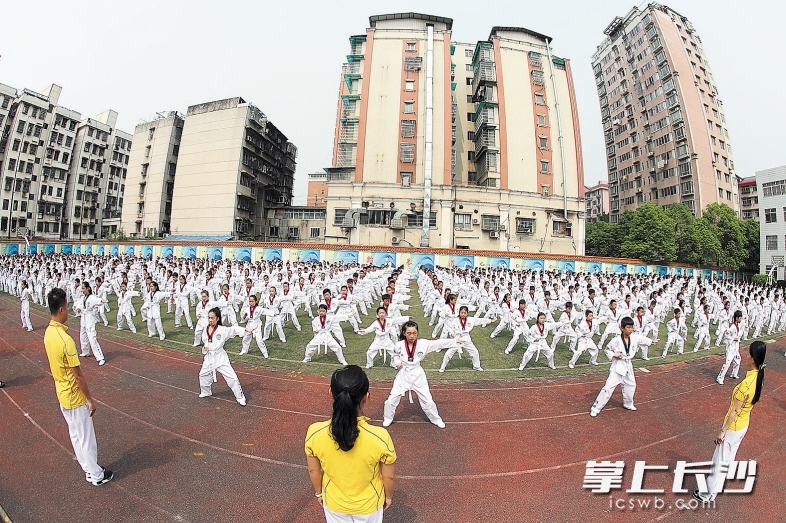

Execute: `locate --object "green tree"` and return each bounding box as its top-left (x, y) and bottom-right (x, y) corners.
top-left (618, 203), bottom-right (677, 263)
top-left (741, 218), bottom-right (760, 272)
top-left (666, 204), bottom-right (721, 266)
top-left (700, 203), bottom-right (747, 270)
top-left (585, 220), bottom-right (619, 257)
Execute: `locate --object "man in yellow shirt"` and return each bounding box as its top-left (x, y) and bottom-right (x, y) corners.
top-left (44, 288), bottom-right (112, 486)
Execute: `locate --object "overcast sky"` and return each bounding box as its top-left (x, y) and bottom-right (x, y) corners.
top-left (1, 0), bottom-right (783, 203)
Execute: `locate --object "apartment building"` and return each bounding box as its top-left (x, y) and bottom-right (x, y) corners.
top-left (585, 182), bottom-right (610, 221)
top-left (168, 97), bottom-right (297, 239)
top-left (121, 111), bottom-right (184, 238)
top-left (738, 176), bottom-right (758, 221)
top-left (593, 4), bottom-right (738, 222)
top-left (322, 13), bottom-right (585, 253)
top-left (306, 171), bottom-right (328, 207)
top-left (758, 166), bottom-right (786, 279)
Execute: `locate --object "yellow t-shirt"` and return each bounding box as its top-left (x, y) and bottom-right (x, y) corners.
top-left (305, 417), bottom-right (396, 515)
top-left (44, 320), bottom-right (86, 410)
top-left (724, 369), bottom-right (758, 431)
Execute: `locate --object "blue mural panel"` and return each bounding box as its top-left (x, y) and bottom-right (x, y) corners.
top-left (260, 248), bottom-right (282, 262)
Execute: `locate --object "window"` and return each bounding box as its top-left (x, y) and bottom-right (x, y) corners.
top-left (467, 151), bottom-right (475, 161)
top-left (535, 93), bottom-right (545, 105)
top-left (333, 208), bottom-right (348, 225)
top-left (405, 80), bottom-right (415, 91)
top-left (552, 221), bottom-right (572, 237)
top-left (401, 120), bottom-right (416, 138)
top-left (454, 213), bottom-right (472, 230)
top-left (481, 214), bottom-right (499, 231)
top-left (467, 131), bottom-right (475, 141)
top-left (144, 145), bottom-right (151, 158)
top-left (403, 101), bottom-right (414, 114)
top-left (765, 208), bottom-right (777, 223)
top-left (400, 172), bottom-right (412, 186)
top-left (269, 226), bottom-right (279, 238)
top-left (361, 210), bottom-right (390, 226)
top-left (467, 112), bottom-right (474, 122)
top-left (540, 160), bottom-right (549, 174)
top-left (766, 235), bottom-right (777, 250)
top-left (309, 227), bottom-right (321, 238)
top-left (399, 143), bottom-right (415, 163)
top-left (537, 114), bottom-right (546, 126)
top-left (763, 179), bottom-right (786, 197)
top-left (516, 218), bottom-right (535, 234)
top-left (287, 227), bottom-right (300, 238)
top-left (466, 77), bottom-right (472, 85)
top-left (538, 136), bottom-right (547, 149)
top-left (542, 185), bottom-right (550, 197)
top-left (408, 211), bottom-right (437, 228)
top-left (406, 42), bottom-right (416, 52)
top-left (148, 128), bottom-right (155, 140)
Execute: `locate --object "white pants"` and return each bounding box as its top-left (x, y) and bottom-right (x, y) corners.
top-left (569, 340), bottom-right (599, 366)
top-left (520, 341), bottom-right (555, 369)
top-left (598, 327), bottom-right (620, 349)
top-left (694, 328), bottom-right (710, 351)
top-left (663, 334), bottom-right (685, 356)
top-left (21, 302), bottom-right (32, 330)
top-left (175, 299), bottom-right (193, 328)
top-left (550, 330), bottom-right (577, 352)
top-left (61, 404), bottom-right (104, 482)
top-left (199, 351), bottom-right (245, 402)
top-left (383, 369), bottom-right (442, 426)
top-left (505, 328), bottom-right (527, 353)
top-left (440, 342), bottom-right (481, 371)
top-left (717, 346), bottom-right (741, 382)
top-left (117, 309), bottom-right (137, 333)
top-left (281, 308), bottom-right (301, 330)
top-left (323, 506), bottom-right (383, 523)
top-left (304, 336), bottom-right (347, 364)
top-left (147, 315), bottom-right (165, 340)
top-left (592, 369), bottom-right (636, 414)
top-left (365, 340), bottom-right (395, 368)
top-left (194, 318), bottom-right (208, 346)
top-left (80, 322), bottom-right (105, 361)
top-left (263, 316), bottom-right (286, 342)
top-left (241, 327), bottom-right (268, 356)
top-left (697, 426), bottom-right (748, 502)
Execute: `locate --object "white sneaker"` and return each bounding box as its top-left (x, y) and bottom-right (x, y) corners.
top-left (474, 367), bottom-right (483, 371)
top-left (116, 328), bottom-right (122, 331)
top-left (504, 348), bottom-right (511, 354)
top-left (237, 397), bottom-right (246, 406)
top-left (568, 363), bottom-right (575, 369)
top-left (27, 328), bottom-right (33, 332)
top-left (434, 420), bottom-right (446, 429)
top-left (98, 359), bottom-right (105, 366)
top-left (365, 365), bottom-right (373, 369)
top-left (641, 357), bottom-right (650, 361)
top-left (623, 405), bottom-right (637, 411)
top-left (548, 364), bottom-right (556, 370)
top-left (301, 358), bottom-right (310, 363)
top-left (518, 365), bottom-right (525, 371)
top-left (263, 353), bottom-right (269, 359)
top-left (198, 392), bottom-right (212, 398)
top-left (438, 368), bottom-right (445, 373)
top-left (716, 377), bottom-right (724, 385)
top-left (590, 410), bottom-right (599, 417)
top-left (382, 418), bottom-right (393, 427)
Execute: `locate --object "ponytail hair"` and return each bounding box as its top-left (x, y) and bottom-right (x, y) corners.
top-left (330, 365), bottom-right (369, 452)
top-left (209, 307), bottom-right (223, 326)
top-left (749, 341), bottom-right (766, 405)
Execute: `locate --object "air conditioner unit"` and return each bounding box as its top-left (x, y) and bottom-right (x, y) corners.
top-left (489, 230), bottom-right (499, 239)
top-left (499, 224), bottom-right (506, 231)
top-left (391, 236), bottom-right (400, 245)
top-left (657, 160), bottom-right (665, 169)
top-left (613, 119), bottom-right (621, 125)
top-left (472, 219), bottom-right (479, 225)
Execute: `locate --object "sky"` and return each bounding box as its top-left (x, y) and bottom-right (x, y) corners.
top-left (1, 0), bottom-right (783, 204)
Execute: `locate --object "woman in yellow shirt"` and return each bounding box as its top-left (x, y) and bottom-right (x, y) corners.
top-left (693, 340), bottom-right (766, 503)
top-left (305, 366), bottom-right (396, 522)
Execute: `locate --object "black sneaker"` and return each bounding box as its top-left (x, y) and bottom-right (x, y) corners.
top-left (92, 470), bottom-right (114, 486)
top-left (691, 490), bottom-right (705, 503)
top-left (0, 381), bottom-right (5, 388)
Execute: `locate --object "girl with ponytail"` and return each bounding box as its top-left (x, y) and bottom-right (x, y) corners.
top-left (306, 365), bottom-right (396, 521)
top-left (694, 341), bottom-right (767, 503)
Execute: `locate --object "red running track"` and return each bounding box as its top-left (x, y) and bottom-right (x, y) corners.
top-left (0, 296), bottom-right (784, 522)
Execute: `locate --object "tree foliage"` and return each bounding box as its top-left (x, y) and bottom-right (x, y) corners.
top-left (584, 202), bottom-right (758, 269)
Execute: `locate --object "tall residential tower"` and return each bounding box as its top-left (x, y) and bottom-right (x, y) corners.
top-left (592, 4), bottom-right (738, 222)
top-left (322, 13), bottom-right (585, 253)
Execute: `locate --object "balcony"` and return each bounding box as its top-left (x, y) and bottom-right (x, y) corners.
top-left (472, 61), bottom-right (496, 96)
top-left (475, 130), bottom-right (498, 156)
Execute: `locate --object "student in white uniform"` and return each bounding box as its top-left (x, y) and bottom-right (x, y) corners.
top-left (193, 291), bottom-right (218, 347)
top-left (145, 281), bottom-right (167, 341)
top-left (239, 295), bottom-right (268, 357)
top-left (74, 281), bottom-right (108, 366)
top-left (19, 280), bottom-right (33, 331)
top-left (439, 306), bottom-right (496, 372)
top-left (173, 275), bottom-right (194, 329)
top-left (504, 300), bottom-right (531, 355)
top-left (590, 316), bottom-right (659, 416)
top-left (303, 304), bottom-right (349, 365)
top-left (115, 282), bottom-right (139, 333)
top-left (262, 287), bottom-right (286, 343)
top-left (662, 308), bottom-right (687, 357)
top-left (597, 299), bottom-right (622, 349)
top-left (198, 307), bottom-right (254, 406)
top-left (569, 310), bottom-right (600, 369)
top-left (518, 312), bottom-right (561, 370)
top-left (357, 307), bottom-right (410, 369)
top-left (693, 304), bottom-right (712, 352)
top-left (716, 310), bottom-right (743, 385)
top-left (551, 301), bottom-right (579, 353)
top-left (382, 321), bottom-right (459, 429)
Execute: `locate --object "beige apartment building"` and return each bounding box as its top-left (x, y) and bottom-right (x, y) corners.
top-left (585, 182), bottom-right (610, 221)
top-left (738, 176), bottom-right (758, 221)
top-left (121, 111), bottom-right (184, 238)
top-left (322, 13), bottom-right (585, 253)
top-left (593, 4), bottom-right (738, 223)
top-left (101, 128), bottom-right (132, 236)
top-left (168, 97), bottom-right (297, 239)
